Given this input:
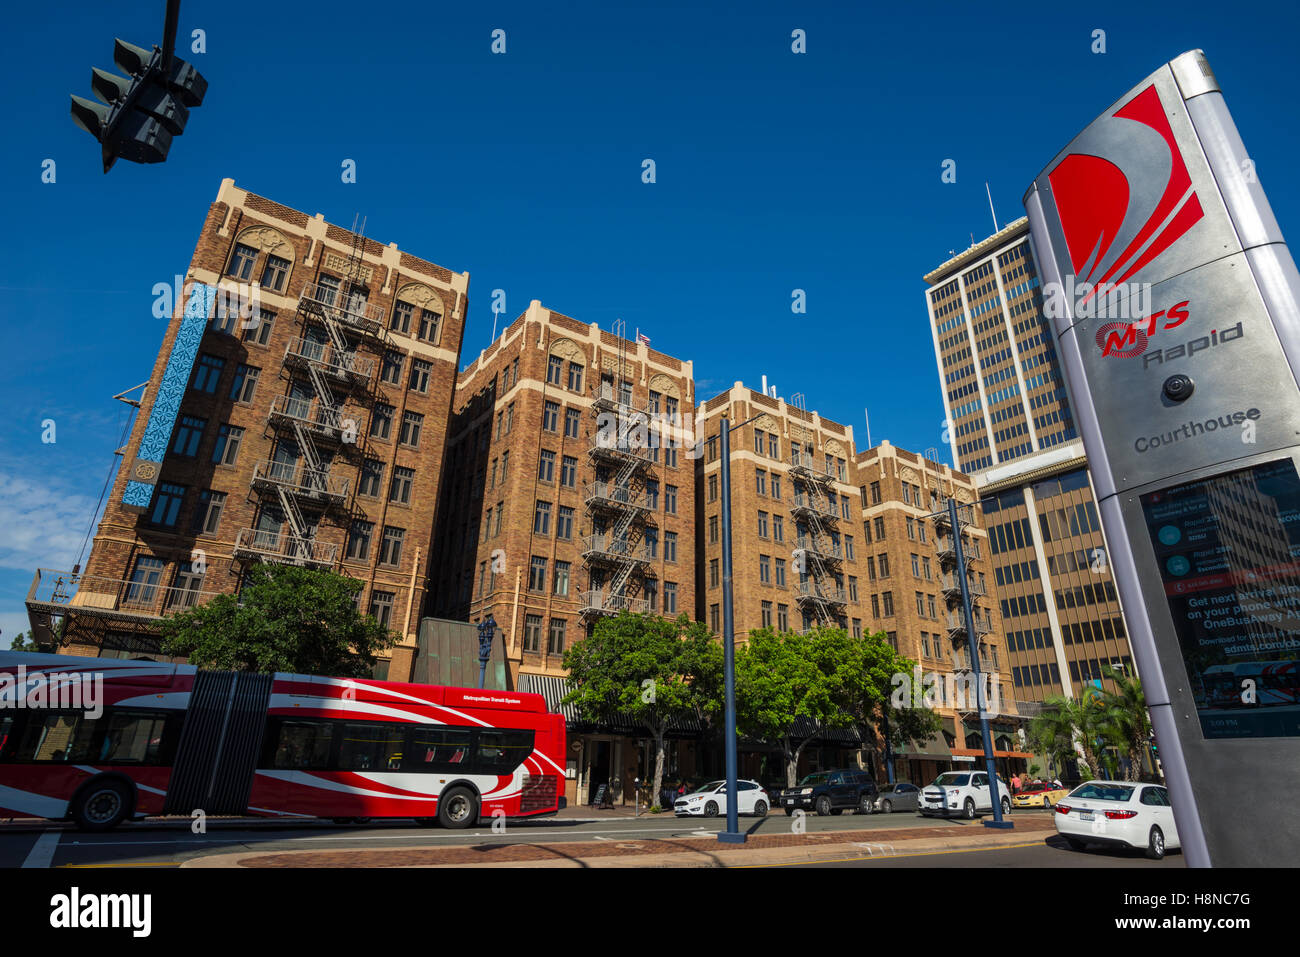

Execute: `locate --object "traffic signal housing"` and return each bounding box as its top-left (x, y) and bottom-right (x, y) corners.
top-left (70, 37), bottom-right (207, 172)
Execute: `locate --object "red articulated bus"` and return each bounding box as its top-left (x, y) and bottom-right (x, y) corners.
top-left (0, 652), bottom-right (565, 831)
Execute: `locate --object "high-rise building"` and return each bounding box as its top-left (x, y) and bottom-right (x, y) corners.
top-left (26, 180), bottom-right (468, 680)
top-left (925, 218), bottom-right (1135, 705)
top-left (854, 440), bottom-right (1025, 782)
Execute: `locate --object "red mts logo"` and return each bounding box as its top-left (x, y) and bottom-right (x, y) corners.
top-left (1049, 85), bottom-right (1205, 308)
top-left (1095, 301), bottom-right (1191, 357)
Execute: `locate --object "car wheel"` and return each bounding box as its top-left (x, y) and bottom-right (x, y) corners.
top-left (858, 794), bottom-right (874, 815)
top-left (1065, 837), bottom-right (1086, 851)
top-left (963, 798), bottom-right (976, 820)
top-left (753, 800), bottom-right (768, 818)
top-left (438, 786), bottom-right (479, 830)
top-left (1001, 797), bottom-right (1011, 816)
top-left (1146, 826), bottom-right (1166, 860)
top-left (704, 801), bottom-right (719, 818)
top-left (785, 807), bottom-right (796, 816)
top-left (71, 779), bottom-right (131, 832)
top-left (1042, 796), bottom-right (1052, 809)
top-left (815, 795), bottom-right (833, 816)
top-left (882, 799), bottom-right (893, 814)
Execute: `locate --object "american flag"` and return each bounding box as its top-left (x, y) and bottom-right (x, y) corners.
top-left (636, 330), bottom-right (651, 346)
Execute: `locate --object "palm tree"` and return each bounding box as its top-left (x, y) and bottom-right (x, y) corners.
top-left (1094, 664), bottom-right (1152, 781)
top-left (1028, 692), bottom-right (1109, 780)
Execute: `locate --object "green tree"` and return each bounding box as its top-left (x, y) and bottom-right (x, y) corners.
top-left (1027, 691), bottom-right (1110, 779)
top-left (562, 612), bottom-right (721, 807)
top-left (8, 630), bottom-right (39, 651)
top-left (1095, 663), bottom-right (1152, 781)
top-left (734, 626), bottom-right (862, 788)
top-left (850, 633), bottom-right (941, 781)
top-left (159, 564), bottom-right (395, 676)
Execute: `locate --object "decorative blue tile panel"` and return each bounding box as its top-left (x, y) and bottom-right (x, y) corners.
top-left (123, 283), bottom-right (216, 511)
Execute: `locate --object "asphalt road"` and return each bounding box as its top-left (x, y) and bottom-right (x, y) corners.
top-left (1, 808), bottom-right (1029, 868)
top-left (751, 835), bottom-right (1187, 868)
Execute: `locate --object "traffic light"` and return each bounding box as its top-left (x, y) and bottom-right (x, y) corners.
top-left (70, 35), bottom-right (207, 172)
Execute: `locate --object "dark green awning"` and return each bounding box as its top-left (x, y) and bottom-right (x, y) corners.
top-left (897, 732), bottom-right (952, 759)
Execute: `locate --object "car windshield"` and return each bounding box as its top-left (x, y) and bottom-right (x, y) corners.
top-left (934, 773), bottom-right (970, 787)
top-left (694, 781), bottom-right (724, 793)
top-left (798, 773), bottom-right (830, 786)
top-left (1069, 783), bottom-right (1135, 802)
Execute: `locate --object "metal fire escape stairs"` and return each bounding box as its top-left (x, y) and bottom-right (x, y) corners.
top-left (789, 392), bottom-right (846, 628)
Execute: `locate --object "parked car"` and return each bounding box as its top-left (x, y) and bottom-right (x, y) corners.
top-left (874, 781), bottom-right (921, 813)
top-left (673, 779), bottom-right (771, 818)
top-left (919, 770), bottom-right (1012, 819)
top-left (779, 769), bottom-right (878, 816)
top-left (1012, 782), bottom-right (1070, 809)
top-left (1054, 780), bottom-right (1181, 859)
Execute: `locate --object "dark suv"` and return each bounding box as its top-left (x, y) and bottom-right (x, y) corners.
top-left (779, 769), bottom-right (878, 816)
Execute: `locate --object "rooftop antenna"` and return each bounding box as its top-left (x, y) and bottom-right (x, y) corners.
top-left (864, 407), bottom-right (872, 448)
top-left (986, 181), bottom-right (999, 233)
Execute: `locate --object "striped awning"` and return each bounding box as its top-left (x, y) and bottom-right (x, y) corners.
top-left (517, 673), bottom-right (706, 735)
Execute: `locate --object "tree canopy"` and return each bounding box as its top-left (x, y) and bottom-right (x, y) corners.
top-left (159, 564), bottom-right (395, 677)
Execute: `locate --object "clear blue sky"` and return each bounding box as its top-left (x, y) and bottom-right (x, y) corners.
top-left (2, 0), bottom-right (1298, 640)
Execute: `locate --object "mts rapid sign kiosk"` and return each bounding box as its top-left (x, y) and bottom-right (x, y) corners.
top-left (1025, 50), bottom-right (1300, 867)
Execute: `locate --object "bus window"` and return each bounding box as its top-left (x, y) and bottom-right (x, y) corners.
top-left (473, 730), bottom-right (534, 774)
top-left (99, 711), bottom-right (168, 764)
top-left (338, 723), bottom-right (404, 772)
top-left (13, 712), bottom-right (99, 762)
top-left (403, 727), bottom-right (474, 772)
top-left (271, 720), bottom-right (334, 769)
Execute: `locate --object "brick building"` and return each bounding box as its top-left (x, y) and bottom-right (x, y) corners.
top-left (26, 179), bottom-right (468, 680)
top-left (428, 301), bottom-right (698, 804)
top-left (854, 440), bottom-right (1029, 782)
top-left (926, 218), bottom-right (1136, 717)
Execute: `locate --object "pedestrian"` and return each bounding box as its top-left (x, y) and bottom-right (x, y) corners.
top-left (1011, 772), bottom-right (1021, 793)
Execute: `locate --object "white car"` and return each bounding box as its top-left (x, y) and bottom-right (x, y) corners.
top-left (1054, 780), bottom-right (1181, 859)
top-left (919, 770), bottom-right (1013, 819)
top-left (674, 779), bottom-right (770, 817)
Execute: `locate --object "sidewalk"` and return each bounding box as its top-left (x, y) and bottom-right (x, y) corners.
top-left (181, 816), bottom-right (1056, 868)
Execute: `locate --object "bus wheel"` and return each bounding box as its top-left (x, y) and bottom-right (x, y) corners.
top-left (438, 787), bottom-right (479, 829)
top-left (71, 779), bottom-right (131, 832)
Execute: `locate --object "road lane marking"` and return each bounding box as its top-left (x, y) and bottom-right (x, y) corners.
top-left (736, 840), bottom-right (1046, 868)
top-left (22, 831), bottom-right (61, 869)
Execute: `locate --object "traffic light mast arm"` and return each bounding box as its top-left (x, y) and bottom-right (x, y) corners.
top-left (161, 0), bottom-right (180, 70)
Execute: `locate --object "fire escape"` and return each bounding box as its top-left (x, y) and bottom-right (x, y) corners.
top-left (934, 500), bottom-right (995, 712)
top-left (234, 220), bottom-right (383, 569)
top-left (580, 323), bottom-right (655, 619)
top-left (788, 393), bottom-right (847, 629)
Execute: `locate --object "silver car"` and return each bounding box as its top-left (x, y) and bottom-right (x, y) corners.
top-left (874, 782), bottom-right (921, 813)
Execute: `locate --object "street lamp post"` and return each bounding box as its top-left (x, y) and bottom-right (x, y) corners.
top-left (477, 613), bottom-right (497, 690)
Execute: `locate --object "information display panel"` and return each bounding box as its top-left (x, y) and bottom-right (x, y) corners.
top-left (1140, 459), bottom-right (1300, 738)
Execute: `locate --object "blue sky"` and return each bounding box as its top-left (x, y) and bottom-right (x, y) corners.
top-left (2, 0), bottom-right (1298, 640)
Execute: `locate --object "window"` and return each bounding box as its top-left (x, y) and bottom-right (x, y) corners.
top-left (403, 726), bottom-right (475, 773)
top-left (564, 407), bottom-right (581, 438)
top-left (771, 474), bottom-right (781, 499)
top-left (211, 299), bottom-right (240, 336)
top-left (242, 308), bottom-right (276, 346)
top-left (381, 350), bottom-right (403, 385)
top-left (190, 489), bottom-right (225, 535)
top-left (754, 430), bottom-right (765, 455)
top-left (912, 554), bottom-right (921, 577)
top-left (882, 591), bottom-right (894, 616)
top-left (359, 459), bottom-right (384, 497)
top-left (227, 243), bottom-right (257, 280)
top-left (192, 354), bottom-right (224, 393)
top-left (538, 449), bottom-right (556, 482)
top-left (775, 558), bottom-right (786, 588)
top-left (773, 514), bottom-right (784, 543)
top-left (543, 400), bottom-right (559, 432)
top-left (529, 557), bottom-right (547, 592)
top-left (756, 470), bottom-right (767, 495)
top-left (664, 582), bottom-right (677, 614)
top-left (534, 500), bottom-right (551, 535)
top-left (761, 600), bottom-right (773, 628)
top-left (878, 553), bottom-right (890, 577)
top-left (554, 561), bottom-right (571, 597)
top-left (848, 576), bottom-right (858, 601)
top-left (664, 530), bottom-right (678, 562)
top-left (906, 516), bottom-right (916, 540)
top-left (568, 363), bottom-right (584, 392)
top-left (709, 515), bottom-right (719, 544)
top-left (557, 505), bottom-right (574, 540)
top-left (709, 558), bottom-right (719, 588)
top-left (230, 364), bottom-right (259, 403)
top-left (212, 424), bottom-right (243, 465)
top-left (171, 416), bottom-right (205, 457)
top-left (852, 619), bottom-right (862, 639)
top-left (759, 554), bottom-right (771, 584)
top-left (125, 555), bottom-right (165, 606)
top-left (369, 590), bottom-right (395, 627)
top-left (560, 455), bottom-right (577, 488)
top-left (260, 254), bottom-right (290, 292)
top-left (523, 615), bottom-right (543, 652)
top-left (475, 729), bottom-right (534, 774)
top-left (708, 475), bottom-right (718, 502)
top-left (379, 526), bottom-right (405, 566)
top-left (399, 411), bottom-right (423, 447)
top-left (408, 359), bottom-right (432, 393)
top-left (644, 527), bottom-right (658, 559)
top-left (347, 520), bottom-right (373, 560)
top-left (646, 481), bottom-right (659, 509)
top-left (644, 580), bottom-right (658, 612)
top-left (391, 302), bottom-right (413, 335)
top-left (664, 485), bottom-right (677, 514)
top-left (710, 604), bottom-right (720, 632)
top-left (417, 309), bottom-right (441, 343)
top-left (768, 434), bottom-right (779, 458)
top-left (845, 535), bottom-right (854, 560)
top-left (338, 722), bottom-right (404, 771)
top-left (777, 604), bottom-right (789, 631)
top-left (149, 484), bottom-right (185, 527)
top-left (370, 403), bottom-right (394, 440)
top-left (547, 355), bottom-right (564, 385)
top-left (389, 466), bottom-right (414, 505)
top-left (874, 516), bottom-right (886, 539)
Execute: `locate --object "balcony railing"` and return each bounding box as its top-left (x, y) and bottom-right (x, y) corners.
top-left (298, 282), bottom-right (384, 336)
top-left (25, 567), bottom-right (222, 624)
top-left (790, 493), bottom-right (841, 521)
top-left (251, 460), bottom-right (351, 503)
top-left (794, 538), bottom-right (844, 563)
top-left (283, 337), bottom-right (376, 383)
top-left (587, 428), bottom-right (655, 464)
top-left (795, 580), bottom-right (848, 605)
top-left (946, 611), bottom-right (993, 636)
top-left (268, 394), bottom-right (344, 440)
top-left (581, 534), bottom-right (651, 565)
top-left (941, 573), bottom-right (987, 597)
top-left (233, 529), bottom-right (338, 567)
top-left (592, 382), bottom-right (647, 415)
top-left (584, 482), bottom-right (650, 511)
top-left (579, 589), bottom-right (649, 616)
top-left (936, 534), bottom-right (981, 563)
top-left (789, 451), bottom-right (840, 484)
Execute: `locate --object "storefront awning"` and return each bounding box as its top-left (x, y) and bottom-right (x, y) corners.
top-left (896, 732), bottom-right (952, 759)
